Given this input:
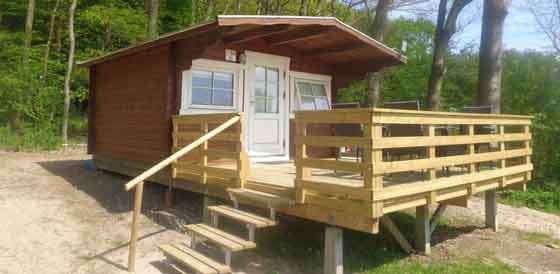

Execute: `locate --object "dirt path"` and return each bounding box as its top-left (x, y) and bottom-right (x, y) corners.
top-left (0, 150), bottom-right (558, 274)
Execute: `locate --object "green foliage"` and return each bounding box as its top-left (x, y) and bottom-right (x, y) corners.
top-left (0, 124), bottom-right (62, 151)
top-left (500, 177), bottom-right (560, 215)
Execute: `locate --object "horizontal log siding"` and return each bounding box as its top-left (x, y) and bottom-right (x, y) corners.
top-left (94, 46), bottom-right (170, 164)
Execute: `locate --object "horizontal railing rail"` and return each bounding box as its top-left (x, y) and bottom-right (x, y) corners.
top-left (294, 108), bottom-right (533, 219)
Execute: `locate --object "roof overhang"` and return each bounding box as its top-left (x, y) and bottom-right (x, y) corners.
top-left (78, 15), bottom-right (407, 71)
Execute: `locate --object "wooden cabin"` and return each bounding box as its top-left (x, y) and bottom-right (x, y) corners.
top-left (79, 16), bottom-right (533, 274)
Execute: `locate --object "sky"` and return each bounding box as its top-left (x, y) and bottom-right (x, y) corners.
top-left (391, 0), bottom-right (552, 52)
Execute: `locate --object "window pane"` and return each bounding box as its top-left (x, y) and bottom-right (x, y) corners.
top-left (312, 84), bottom-right (326, 96)
top-left (214, 72), bottom-right (233, 90)
top-left (266, 82), bottom-right (278, 98)
top-left (192, 87), bottom-right (211, 105)
top-left (255, 97), bottom-right (266, 113)
top-left (297, 82), bottom-right (313, 96)
top-left (254, 81), bottom-right (265, 96)
top-left (315, 98), bottom-right (330, 110)
top-left (267, 68), bottom-right (279, 83)
top-left (192, 71), bottom-right (212, 87)
top-left (256, 66), bottom-right (266, 81)
top-left (266, 98), bottom-right (278, 113)
top-left (301, 97), bottom-right (315, 110)
top-left (212, 89), bottom-right (233, 106)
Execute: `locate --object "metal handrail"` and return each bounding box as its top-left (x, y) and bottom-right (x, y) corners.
top-left (124, 115), bottom-right (241, 191)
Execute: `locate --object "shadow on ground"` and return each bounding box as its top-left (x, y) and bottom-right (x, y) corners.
top-left (38, 159), bottom-right (483, 274)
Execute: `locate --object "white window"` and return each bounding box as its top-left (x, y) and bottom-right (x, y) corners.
top-left (295, 80), bottom-right (330, 110)
top-left (192, 70), bottom-right (234, 106)
top-left (181, 59), bottom-right (243, 114)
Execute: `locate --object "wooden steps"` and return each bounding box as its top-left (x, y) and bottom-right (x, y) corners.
top-left (227, 188), bottom-right (295, 208)
top-left (159, 244), bottom-right (231, 274)
top-left (208, 205), bottom-right (277, 228)
top-left (185, 223), bottom-right (256, 251)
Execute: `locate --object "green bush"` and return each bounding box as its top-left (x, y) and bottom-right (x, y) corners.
top-left (0, 123), bottom-right (62, 151)
top-left (500, 177), bottom-right (560, 215)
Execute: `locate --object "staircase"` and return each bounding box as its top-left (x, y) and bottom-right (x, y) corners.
top-left (159, 188), bottom-right (293, 274)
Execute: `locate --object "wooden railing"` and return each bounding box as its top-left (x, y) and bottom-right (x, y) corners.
top-left (123, 113), bottom-right (244, 273)
top-left (171, 113), bottom-right (249, 188)
top-left (294, 108), bottom-right (533, 219)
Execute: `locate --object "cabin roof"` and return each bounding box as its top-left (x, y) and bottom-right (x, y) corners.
top-left (78, 15), bottom-right (407, 70)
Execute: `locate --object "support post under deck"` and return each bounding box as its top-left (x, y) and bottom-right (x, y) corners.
top-left (415, 205), bottom-right (431, 255)
top-left (324, 226), bottom-right (343, 274)
top-left (203, 195), bottom-right (219, 225)
top-left (485, 190), bottom-right (498, 231)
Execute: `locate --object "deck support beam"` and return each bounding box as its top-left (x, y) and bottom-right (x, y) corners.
top-left (485, 190), bottom-right (498, 231)
top-left (429, 204), bottom-right (447, 235)
top-left (381, 216), bottom-right (414, 254)
top-left (203, 195), bottom-right (219, 225)
top-left (415, 205), bottom-right (431, 255)
top-left (164, 186), bottom-right (173, 208)
top-left (324, 226), bottom-right (343, 274)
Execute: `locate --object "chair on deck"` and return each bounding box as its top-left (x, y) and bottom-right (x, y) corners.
top-left (382, 100), bottom-right (425, 161)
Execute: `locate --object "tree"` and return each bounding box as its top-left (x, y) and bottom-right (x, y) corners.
top-left (477, 0), bottom-right (509, 113)
top-left (527, 0), bottom-right (560, 53)
top-left (299, 0), bottom-right (309, 15)
top-left (426, 0), bottom-right (472, 110)
top-left (23, 0), bottom-right (35, 65)
top-left (62, 0), bottom-right (77, 142)
top-left (366, 0), bottom-right (392, 107)
top-left (42, 0), bottom-right (62, 80)
top-left (148, 0), bottom-right (159, 38)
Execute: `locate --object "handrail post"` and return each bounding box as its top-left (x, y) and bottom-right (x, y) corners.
top-left (295, 114), bottom-right (309, 204)
top-left (236, 113), bottom-right (248, 188)
top-left (201, 120), bottom-right (209, 184)
top-left (128, 180), bottom-right (144, 273)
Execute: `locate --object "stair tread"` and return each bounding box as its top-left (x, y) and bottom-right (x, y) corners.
top-left (208, 205), bottom-right (277, 228)
top-left (185, 223), bottom-right (256, 251)
top-left (227, 188), bottom-right (295, 208)
top-left (159, 244), bottom-right (231, 274)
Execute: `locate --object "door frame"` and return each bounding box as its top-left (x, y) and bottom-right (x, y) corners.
top-left (243, 50), bottom-right (291, 160)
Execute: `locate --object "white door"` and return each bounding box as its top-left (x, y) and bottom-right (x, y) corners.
top-left (245, 52), bottom-right (290, 157)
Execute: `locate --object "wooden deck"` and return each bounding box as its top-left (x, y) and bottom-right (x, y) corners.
top-left (169, 109), bottom-right (533, 234)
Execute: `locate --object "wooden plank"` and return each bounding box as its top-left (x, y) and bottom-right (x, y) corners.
top-left (172, 244), bottom-right (231, 274)
top-left (295, 136), bottom-right (370, 148)
top-left (298, 158), bottom-right (366, 173)
top-left (374, 164), bottom-right (533, 201)
top-left (373, 133), bottom-right (531, 149)
top-left (159, 244), bottom-right (218, 274)
top-left (294, 109), bottom-right (371, 124)
top-left (297, 179), bottom-right (371, 201)
top-left (208, 205), bottom-right (277, 227)
top-left (371, 108), bottom-right (532, 125)
top-left (184, 224), bottom-right (255, 251)
top-left (128, 181), bottom-right (144, 272)
top-left (304, 193), bottom-right (370, 215)
top-left (378, 148), bottom-right (532, 174)
top-left (206, 166), bottom-right (239, 179)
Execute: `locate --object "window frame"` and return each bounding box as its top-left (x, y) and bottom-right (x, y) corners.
top-left (181, 59), bottom-right (243, 113)
top-left (290, 71), bottom-right (332, 114)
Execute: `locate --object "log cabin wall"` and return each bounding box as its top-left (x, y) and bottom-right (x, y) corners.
top-left (92, 45), bottom-right (170, 164)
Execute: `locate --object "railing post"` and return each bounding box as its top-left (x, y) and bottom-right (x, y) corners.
top-left (365, 111), bottom-right (383, 218)
top-left (467, 124), bottom-right (477, 195)
top-left (236, 113), bottom-right (248, 188)
top-left (523, 125), bottom-right (531, 189)
top-left (498, 125), bottom-right (506, 187)
top-left (128, 181), bottom-right (144, 273)
top-left (171, 119), bottom-right (178, 179)
top-left (201, 120), bottom-right (209, 184)
top-left (295, 115), bottom-right (309, 204)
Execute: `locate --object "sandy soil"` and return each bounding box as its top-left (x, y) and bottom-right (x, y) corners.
top-left (0, 149), bottom-right (558, 274)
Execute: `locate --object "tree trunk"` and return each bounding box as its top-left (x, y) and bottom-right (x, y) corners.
top-left (56, 19), bottom-right (63, 52)
top-left (42, 0), bottom-right (61, 80)
top-left (62, 0), bottom-right (77, 143)
top-left (330, 0), bottom-right (336, 17)
top-left (148, 0), bottom-right (159, 39)
top-left (477, 0), bottom-right (508, 114)
top-left (23, 0), bottom-right (36, 65)
top-left (235, 0), bottom-right (241, 14)
top-left (206, 0), bottom-right (214, 20)
top-left (299, 0), bottom-right (309, 16)
top-left (366, 0), bottom-right (392, 107)
top-left (427, 0), bottom-right (473, 110)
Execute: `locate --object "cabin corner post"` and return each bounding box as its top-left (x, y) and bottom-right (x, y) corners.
top-left (236, 112), bottom-right (248, 188)
top-left (295, 113), bottom-right (309, 204)
top-left (366, 110), bottom-right (383, 218)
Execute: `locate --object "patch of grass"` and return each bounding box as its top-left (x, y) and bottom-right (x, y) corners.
top-left (0, 124), bottom-right (62, 151)
top-left (519, 231), bottom-right (560, 247)
top-left (500, 177), bottom-right (560, 215)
